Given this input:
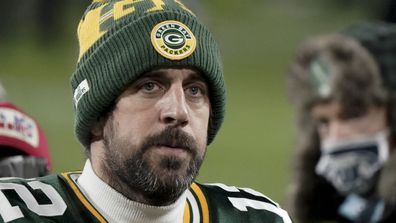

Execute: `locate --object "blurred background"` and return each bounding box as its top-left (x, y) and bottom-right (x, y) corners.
top-left (1, 0), bottom-right (395, 205)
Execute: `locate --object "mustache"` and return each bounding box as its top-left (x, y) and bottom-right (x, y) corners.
top-left (140, 127), bottom-right (198, 155)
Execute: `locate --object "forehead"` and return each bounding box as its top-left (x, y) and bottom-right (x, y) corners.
top-left (311, 100), bottom-right (341, 117)
top-left (311, 99), bottom-right (385, 121)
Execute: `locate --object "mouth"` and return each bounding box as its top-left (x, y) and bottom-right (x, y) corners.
top-left (155, 137), bottom-right (191, 150)
top-left (158, 143), bottom-right (189, 151)
top-left (163, 142), bottom-right (188, 149)
top-left (152, 143), bottom-right (191, 157)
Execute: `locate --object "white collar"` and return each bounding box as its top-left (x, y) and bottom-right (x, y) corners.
top-left (77, 160), bottom-right (187, 223)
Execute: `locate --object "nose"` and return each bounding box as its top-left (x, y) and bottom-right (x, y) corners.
top-left (326, 120), bottom-right (354, 141)
top-left (159, 85), bottom-right (189, 127)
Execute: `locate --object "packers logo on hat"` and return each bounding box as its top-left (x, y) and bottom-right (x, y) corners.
top-left (151, 20), bottom-right (196, 60)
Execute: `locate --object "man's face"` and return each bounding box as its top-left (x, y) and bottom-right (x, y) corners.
top-left (100, 68), bottom-right (210, 205)
top-left (311, 100), bottom-right (389, 194)
top-left (311, 101), bottom-right (387, 142)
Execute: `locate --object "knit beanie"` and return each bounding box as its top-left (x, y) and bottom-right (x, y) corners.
top-left (71, 0), bottom-right (225, 147)
top-left (342, 21), bottom-right (396, 92)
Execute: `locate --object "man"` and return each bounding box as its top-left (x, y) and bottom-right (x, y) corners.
top-left (286, 21), bottom-right (396, 223)
top-left (0, 82), bottom-right (51, 178)
top-left (0, 0), bottom-right (292, 222)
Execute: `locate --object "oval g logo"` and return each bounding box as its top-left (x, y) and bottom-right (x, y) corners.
top-left (164, 32), bottom-right (185, 49)
top-left (151, 20), bottom-right (196, 60)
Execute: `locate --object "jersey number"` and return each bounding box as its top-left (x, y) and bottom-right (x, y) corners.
top-left (0, 181), bottom-right (67, 222)
top-left (209, 183), bottom-right (292, 223)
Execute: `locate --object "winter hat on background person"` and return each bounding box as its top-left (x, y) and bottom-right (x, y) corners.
top-left (0, 102), bottom-right (51, 170)
top-left (71, 0), bottom-right (226, 148)
top-left (342, 21), bottom-right (396, 92)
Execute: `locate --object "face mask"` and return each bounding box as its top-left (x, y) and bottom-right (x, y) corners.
top-left (315, 130), bottom-right (389, 195)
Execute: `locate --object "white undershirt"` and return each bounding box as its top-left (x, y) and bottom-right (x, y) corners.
top-left (77, 160), bottom-right (187, 223)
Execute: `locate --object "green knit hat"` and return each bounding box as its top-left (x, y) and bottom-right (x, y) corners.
top-left (71, 0), bottom-right (225, 147)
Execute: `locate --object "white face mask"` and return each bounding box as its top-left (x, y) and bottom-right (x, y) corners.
top-left (315, 130), bottom-right (389, 195)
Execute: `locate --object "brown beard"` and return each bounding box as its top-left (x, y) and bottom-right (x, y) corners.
top-left (102, 120), bottom-right (205, 206)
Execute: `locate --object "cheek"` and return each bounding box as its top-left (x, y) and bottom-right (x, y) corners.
top-left (196, 123), bottom-right (208, 149)
top-left (115, 95), bottom-right (159, 137)
top-left (113, 110), bottom-right (156, 144)
top-left (317, 125), bottom-right (329, 140)
top-left (191, 108), bottom-right (210, 148)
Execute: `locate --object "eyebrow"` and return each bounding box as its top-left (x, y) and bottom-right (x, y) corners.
top-left (184, 71), bottom-right (207, 84)
top-left (142, 69), bottom-right (207, 84)
top-left (142, 70), bottom-right (166, 78)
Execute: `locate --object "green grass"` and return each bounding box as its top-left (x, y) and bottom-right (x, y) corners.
top-left (0, 1), bottom-right (371, 205)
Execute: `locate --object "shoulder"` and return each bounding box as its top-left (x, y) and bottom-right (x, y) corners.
top-left (0, 174), bottom-right (67, 222)
top-left (0, 173), bottom-right (60, 182)
top-left (0, 174), bottom-right (67, 202)
top-left (188, 182), bottom-right (292, 223)
top-left (0, 173), bottom-right (75, 201)
top-left (0, 172), bottom-right (104, 223)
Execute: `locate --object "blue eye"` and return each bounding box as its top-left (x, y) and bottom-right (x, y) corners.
top-left (143, 82), bottom-right (156, 91)
top-left (139, 81), bottom-right (163, 96)
top-left (186, 86), bottom-right (205, 98)
top-left (189, 87), bottom-right (200, 95)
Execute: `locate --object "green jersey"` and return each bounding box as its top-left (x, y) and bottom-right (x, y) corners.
top-left (0, 172), bottom-right (291, 223)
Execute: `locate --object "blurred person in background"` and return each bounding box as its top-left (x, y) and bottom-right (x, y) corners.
top-left (0, 81), bottom-right (51, 178)
top-left (0, 1), bottom-right (292, 222)
top-left (0, 82), bottom-right (6, 101)
top-left (286, 21), bottom-right (396, 223)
